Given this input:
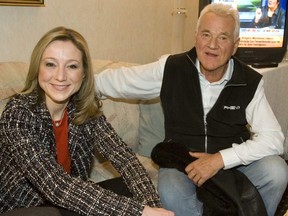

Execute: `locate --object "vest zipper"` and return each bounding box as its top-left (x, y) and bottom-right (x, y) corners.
top-left (204, 116), bottom-right (208, 153)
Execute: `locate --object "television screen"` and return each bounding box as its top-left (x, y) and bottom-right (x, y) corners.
top-left (199, 0), bottom-right (288, 67)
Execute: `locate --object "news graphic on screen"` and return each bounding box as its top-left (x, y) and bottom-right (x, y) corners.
top-left (210, 0), bottom-right (287, 48)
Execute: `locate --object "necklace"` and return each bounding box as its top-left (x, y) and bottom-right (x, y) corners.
top-left (53, 109), bottom-right (66, 127)
top-left (54, 119), bottom-right (63, 127)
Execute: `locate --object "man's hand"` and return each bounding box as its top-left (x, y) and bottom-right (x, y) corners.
top-left (185, 152), bottom-right (224, 186)
top-left (255, 8), bottom-right (262, 23)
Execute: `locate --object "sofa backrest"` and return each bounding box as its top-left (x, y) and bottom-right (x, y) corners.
top-left (1, 61), bottom-right (287, 160)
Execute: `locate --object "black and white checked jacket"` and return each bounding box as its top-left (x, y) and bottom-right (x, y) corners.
top-left (0, 91), bottom-right (161, 215)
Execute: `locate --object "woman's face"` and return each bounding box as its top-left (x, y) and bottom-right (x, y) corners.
top-left (39, 40), bottom-right (84, 109)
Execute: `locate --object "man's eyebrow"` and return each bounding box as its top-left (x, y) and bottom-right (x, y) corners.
top-left (219, 32), bottom-right (230, 36)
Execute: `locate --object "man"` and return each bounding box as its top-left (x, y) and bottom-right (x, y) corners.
top-left (95, 3), bottom-right (288, 216)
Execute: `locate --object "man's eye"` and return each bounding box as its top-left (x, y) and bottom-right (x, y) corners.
top-left (218, 36), bottom-right (228, 41)
top-left (202, 33), bottom-right (210, 38)
top-left (201, 33), bottom-right (211, 40)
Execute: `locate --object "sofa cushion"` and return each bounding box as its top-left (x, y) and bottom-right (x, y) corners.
top-left (0, 62), bottom-right (29, 114)
top-left (138, 98), bottom-right (165, 157)
top-left (92, 60), bottom-right (141, 149)
top-left (91, 60), bottom-right (141, 163)
top-left (102, 98), bottom-right (140, 152)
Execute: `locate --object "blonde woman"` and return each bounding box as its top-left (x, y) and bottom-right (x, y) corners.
top-left (0, 26), bottom-right (174, 216)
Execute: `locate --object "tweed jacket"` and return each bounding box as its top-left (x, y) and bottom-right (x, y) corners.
top-left (0, 91), bottom-right (161, 215)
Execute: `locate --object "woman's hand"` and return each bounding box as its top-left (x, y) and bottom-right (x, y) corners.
top-left (142, 206), bottom-right (175, 216)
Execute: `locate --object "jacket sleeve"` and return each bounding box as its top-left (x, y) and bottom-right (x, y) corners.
top-left (91, 115), bottom-right (162, 208)
top-left (220, 79), bottom-right (284, 169)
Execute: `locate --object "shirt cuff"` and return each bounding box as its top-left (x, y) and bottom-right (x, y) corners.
top-left (219, 147), bottom-right (242, 169)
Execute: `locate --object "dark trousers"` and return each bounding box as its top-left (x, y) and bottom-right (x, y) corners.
top-left (2, 177), bottom-right (132, 216)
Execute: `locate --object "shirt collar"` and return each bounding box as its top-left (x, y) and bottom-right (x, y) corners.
top-left (196, 58), bottom-right (234, 84)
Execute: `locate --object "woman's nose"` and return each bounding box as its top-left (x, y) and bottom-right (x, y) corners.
top-left (54, 66), bottom-right (67, 81)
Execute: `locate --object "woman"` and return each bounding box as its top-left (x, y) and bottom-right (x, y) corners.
top-left (0, 26), bottom-right (174, 216)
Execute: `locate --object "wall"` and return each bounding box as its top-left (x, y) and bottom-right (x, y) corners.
top-left (0, 0), bottom-right (198, 64)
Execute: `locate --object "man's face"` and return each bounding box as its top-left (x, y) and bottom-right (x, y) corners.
top-left (195, 12), bottom-right (239, 77)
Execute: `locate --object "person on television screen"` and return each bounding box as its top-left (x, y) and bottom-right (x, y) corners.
top-left (0, 26), bottom-right (175, 216)
top-left (251, 0), bottom-right (286, 29)
top-left (94, 3), bottom-right (288, 216)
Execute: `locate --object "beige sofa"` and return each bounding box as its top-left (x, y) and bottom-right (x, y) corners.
top-left (1, 60), bottom-right (288, 214)
top-left (1, 60), bottom-right (288, 181)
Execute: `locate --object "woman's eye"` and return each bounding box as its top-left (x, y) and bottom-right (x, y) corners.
top-left (68, 64), bottom-right (78, 69)
top-left (46, 62), bottom-right (55, 67)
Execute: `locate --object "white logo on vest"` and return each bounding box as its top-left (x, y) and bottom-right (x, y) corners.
top-left (223, 105), bottom-right (240, 110)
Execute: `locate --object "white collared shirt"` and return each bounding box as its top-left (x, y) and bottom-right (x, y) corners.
top-left (95, 55), bottom-right (284, 169)
top-left (196, 59), bottom-right (232, 116)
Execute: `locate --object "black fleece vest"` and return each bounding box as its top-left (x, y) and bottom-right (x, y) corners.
top-left (160, 48), bottom-right (262, 153)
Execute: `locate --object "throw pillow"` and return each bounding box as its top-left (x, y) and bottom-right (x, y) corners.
top-left (138, 98), bottom-right (165, 157)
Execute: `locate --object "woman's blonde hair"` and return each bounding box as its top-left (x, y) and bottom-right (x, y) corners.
top-left (197, 3), bottom-right (240, 41)
top-left (23, 26), bottom-right (102, 125)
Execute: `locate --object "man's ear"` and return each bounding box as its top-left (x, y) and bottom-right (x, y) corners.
top-left (232, 37), bottom-right (240, 55)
